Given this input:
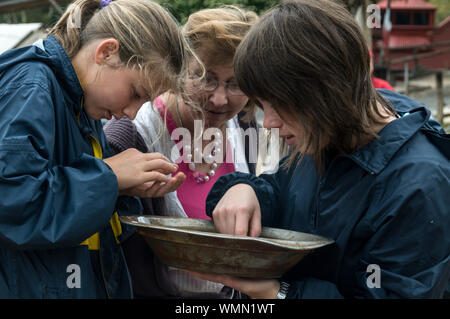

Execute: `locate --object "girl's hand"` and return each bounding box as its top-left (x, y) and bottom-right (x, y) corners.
top-left (103, 148), bottom-right (180, 190)
top-left (185, 270), bottom-right (280, 299)
top-left (212, 183), bottom-right (262, 237)
top-left (120, 171), bottom-right (186, 198)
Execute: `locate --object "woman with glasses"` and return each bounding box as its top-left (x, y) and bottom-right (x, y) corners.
top-left (103, 5), bottom-right (259, 298)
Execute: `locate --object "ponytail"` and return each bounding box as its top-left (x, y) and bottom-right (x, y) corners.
top-left (49, 0), bottom-right (99, 58)
top-left (49, 0), bottom-right (193, 98)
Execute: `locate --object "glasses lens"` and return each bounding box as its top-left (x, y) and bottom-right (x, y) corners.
top-left (227, 83), bottom-right (245, 96)
top-left (202, 78), bottom-right (217, 91)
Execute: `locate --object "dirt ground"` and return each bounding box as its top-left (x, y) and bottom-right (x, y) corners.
top-left (393, 70), bottom-right (450, 130)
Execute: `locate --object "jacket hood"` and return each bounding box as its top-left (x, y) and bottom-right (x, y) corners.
top-left (348, 105), bottom-right (430, 175)
top-left (0, 35), bottom-right (83, 115)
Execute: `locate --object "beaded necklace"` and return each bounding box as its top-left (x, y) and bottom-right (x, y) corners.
top-left (175, 98), bottom-right (222, 183)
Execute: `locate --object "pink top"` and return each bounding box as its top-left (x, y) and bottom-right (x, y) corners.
top-left (154, 97), bottom-right (235, 220)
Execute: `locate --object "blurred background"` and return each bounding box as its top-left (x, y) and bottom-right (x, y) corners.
top-left (1, 0), bottom-right (449, 131)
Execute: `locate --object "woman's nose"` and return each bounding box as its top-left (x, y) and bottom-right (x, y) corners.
top-left (208, 85), bottom-right (228, 107)
top-left (263, 107), bottom-right (282, 129)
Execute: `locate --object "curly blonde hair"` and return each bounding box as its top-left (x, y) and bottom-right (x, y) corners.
top-left (183, 5), bottom-right (259, 122)
top-left (183, 5), bottom-right (258, 66)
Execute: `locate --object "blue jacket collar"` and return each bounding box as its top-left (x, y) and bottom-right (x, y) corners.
top-left (42, 35), bottom-right (84, 115)
top-left (348, 106), bottom-right (430, 174)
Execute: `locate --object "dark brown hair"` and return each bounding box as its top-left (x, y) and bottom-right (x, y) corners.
top-left (234, 0), bottom-right (395, 171)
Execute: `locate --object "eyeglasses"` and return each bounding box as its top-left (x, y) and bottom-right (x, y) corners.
top-left (199, 77), bottom-right (246, 96)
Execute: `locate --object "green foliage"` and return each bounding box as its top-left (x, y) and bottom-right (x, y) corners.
top-left (0, 0), bottom-right (279, 26)
top-left (426, 0), bottom-right (450, 24)
top-left (1, 0), bottom-right (448, 26)
top-left (156, 0), bottom-right (280, 23)
top-left (0, 4), bottom-right (70, 28)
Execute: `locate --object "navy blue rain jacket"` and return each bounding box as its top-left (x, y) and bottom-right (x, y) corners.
top-left (206, 91), bottom-right (450, 298)
top-left (0, 35), bottom-right (140, 298)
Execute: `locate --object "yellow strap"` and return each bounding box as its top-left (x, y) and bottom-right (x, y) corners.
top-left (80, 233), bottom-right (100, 250)
top-left (110, 211), bottom-right (122, 245)
top-left (80, 135), bottom-right (122, 250)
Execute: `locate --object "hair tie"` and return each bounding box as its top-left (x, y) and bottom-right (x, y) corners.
top-left (100, 0), bottom-right (112, 8)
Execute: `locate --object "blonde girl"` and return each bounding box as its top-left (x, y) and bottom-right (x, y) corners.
top-left (0, 0), bottom-right (190, 298)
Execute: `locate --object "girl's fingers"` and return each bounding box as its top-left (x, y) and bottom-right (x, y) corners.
top-left (212, 208), bottom-right (226, 234)
top-left (143, 159), bottom-right (178, 174)
top-left (144, 181), bottom-right (168, 197)
top-left (170, 172), bottom-right (186, 188)
top-left (249, 209), bottom-right (262, 237)
top-left (144, 152), bottom-right (171, 162)
top-left (224, 210), bottom-right (237, 235)
top-left (234, 210), bottom-right (251, 236)
top-left (142, 171), bottom-right (171, 184)
top-left (144, 172), bottom-right (186, 197)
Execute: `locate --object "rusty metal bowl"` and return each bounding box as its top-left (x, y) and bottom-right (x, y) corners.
top-left (120, 215), bottom-right (334, 279)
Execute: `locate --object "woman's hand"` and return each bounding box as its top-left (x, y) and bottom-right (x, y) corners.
top-left (212, 183), bottom-right (262, 237)
top-left (103, 148), bottom-right (184, 194)
top-left (185, 270), bottom-right (280, 299)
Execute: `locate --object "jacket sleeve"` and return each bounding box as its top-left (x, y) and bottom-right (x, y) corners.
top-left (0, 83), bottom-right (119, 249)
top-left (284, 163), bottom-right (450, 299)
top-left (103, 117), bottom-right (148, 155)
top-left (349, 170), bottom-right (450, 298)
top-left (205, 165), bottom-right (346, 298)
top-left (103, 116), bottom-right (160, 239)
top-left (206, 162), bottom-right (290, 227)
top-left (284, 278), bottom-right (344, 299)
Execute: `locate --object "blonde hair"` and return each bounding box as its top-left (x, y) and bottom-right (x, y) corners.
top-left (49, 0), bottom-right (191, 99)
top-left (183, 5), bottom-right (258, 66)
top-left (182, 5), bottom-right (259, 122)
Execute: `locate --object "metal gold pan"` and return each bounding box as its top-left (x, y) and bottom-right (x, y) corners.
top-left (120, 215), bottom-right (334, 278)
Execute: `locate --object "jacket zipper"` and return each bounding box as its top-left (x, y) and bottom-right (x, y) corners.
top-left (77, 101), bottom-right (111, 298)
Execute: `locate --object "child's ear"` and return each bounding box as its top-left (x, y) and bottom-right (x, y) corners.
top-left (94, 38), bottom-right (120, 65)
